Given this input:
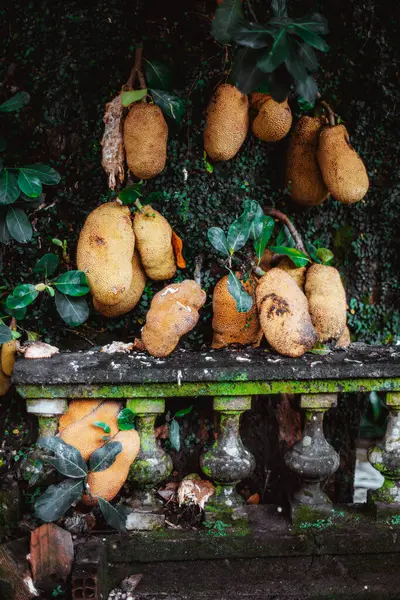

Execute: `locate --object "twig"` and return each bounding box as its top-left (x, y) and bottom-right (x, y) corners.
top-left (246, 0), bottom-right (258, 23)
top-left (126, 45), bottom-right (144, 89)
top-left (263, 207), bottom-right (309, 257)
top-left (65, 329), bottom-right (95, 347)
top-left (316, 93), bottom-right (336, 127)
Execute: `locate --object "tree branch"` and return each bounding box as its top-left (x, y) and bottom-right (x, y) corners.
top-left (263, 207), bottom-right (309, 257)
top-left (126, 44), bottom-right (145, 90)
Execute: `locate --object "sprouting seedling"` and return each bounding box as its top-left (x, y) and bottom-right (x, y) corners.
top-left (167, 405), bottom-right (194, 452)
top-left (93, 408), bottom-right (137, 442)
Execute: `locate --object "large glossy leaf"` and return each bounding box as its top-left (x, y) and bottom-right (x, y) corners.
top-left (296, 75), bottom-right (318, 104)
top-left (0, 92), bottom-right (30, 112)
top-left (291, 24), bottom-right (329, 52)
top-left (6, 284), bottom-right (38, 310)
top-left (34, 479), bottom-right (84, 522)
top-left (5, 305), bottom-right (26, 320)
top-left (208, 227), bottom-right (230, 256)
top-left (0, 324), bottom-right (13, 345)
top-left (227, 213), bottom-right (252, 253)
top-left (0, 216), bottom-right (11, 244)
top-left (254, 216), bottom-right (275, 261)
top-left (118, 183), bottom-right (143, 205)
top-left (268, 246), bottom-right (311, 267)
top-left (272, 0), bottom-right (288, 18)
top-left (284, 37), bottom-right (308, 82)
top-left (230, 20), bottom-right (275, 49)
top-left (168, 419), bottom-right (180, 452)
top-left (117, 408), bottom-right (136, 431)
top-left (211, 0), bottom-right (244, 44)
top-left (150, 90), bottom-right (184, 123)
top-left (0, 171), bottom-right (20, 205)
top-left (144, 59), bottom-right (172, 91)
top-left (98, 497), bottom-right (127, 532)
top-left (295, 13), bottom-right (329, 34)
top-left (258, 30), bottom-right (289, 73)
top-left (296, 41), bottom-right (319, 73)
top-left (121, 89), bottom-right (147, 107)
top-left (246, 201), bottom-right (265, 240)
top-left (21, 164), bottom-right (61, 186)
top-left (37, 436), bottom-right (88, 479)
top-left (54, 271), bottom-right (89, 296)
top-left (231, 47), bottom-right (267, 94)
top-left (33, 253), bottom-right (60, 278)
top-left (305, 241), bottom-right (321, 264)
top-left (55, 292), bottom-right (89, 326)
top-left (227, 270), bottom-right (253, 313)
top-left (89, 441), bottom-right (123, 473)
top-left (6, 207), bottom-right (32, 243)
top-left (17, 169), bottom-right (43, 198)
top-left (276, 225), bottom-right (295, 248)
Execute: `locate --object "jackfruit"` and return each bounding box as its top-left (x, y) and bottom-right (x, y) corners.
top-left (204, 84), bottom-right (248, 161)
top-left (59, 400), bottom-right (122, 461)
top-left (77, 202), bottom-right (135, 306)
top-left (286, 116), bottom-right (329, 207)
top-left (252, 97), bottom-right (292, 143)
top-left (0, 370), bottom-right (11, 396)
top-left (336, 325), bottom-right (351, 349)
top-left (93, 251), bottom-right (146, 317)
top-left (133, 205), bottom-right (176, 280)
top-left (305, 264), bottom-right (347, 342)
top-left (211, 274), bottom-right (262, 349)
top-left (317, 124), bottom-right (369, 204)
top-left (277, 256), bottom-right (306, 289)
top-left (259, 248), bottom-right (275, 273)
top-left (58, 400), bottom-right (102, 432)
top-left (249, 92), bottom-right (270, 110)
top-left (256, 269), bottom-right (317, 357)
top-left (82, 430), bottom-right (140, 506)
top-left (142, 280), bottom-right (207, 357)
top-left (1, 339), bottom-right (17, 377)
top-left (124, 103), bottom-right (168, 180)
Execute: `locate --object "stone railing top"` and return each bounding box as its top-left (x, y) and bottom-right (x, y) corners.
top-left (13, 344), bottom-right (400, 387)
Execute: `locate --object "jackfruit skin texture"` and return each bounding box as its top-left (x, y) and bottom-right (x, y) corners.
top-left (286, 116), bottom-right (329, 207)
top-left (249, 92), bottom-right (270, 110)
top-left (58, 400), bottom-right (102, 432)
top-left (211, 274), bottom-right (262, 349)
top-left (1, 339), bottom-right (17, 377)
top-left (277, 256), bottom-right (306, 289)
top-left (133, 205), bottom-right (176, 280)
top-left (336, 325), bottom-right (351, 349)
top-left (59, 400), bottom-right (122, 461)
top-left (142, 280), bottom-right (207, 357)
top-left (124, 103), bottom-right (168, 180)
top-left (204, 84), bottom-right (249, 161)
top-left (93, 251), bottom-right (146, 317)
top-left (256, 269), bottom-right (317, 357)
top-left (0, 370), bottom-right (11, 396)
top-left (77, 202), bottom-right (135, 306)
top-left (317, 124), bottom-right (369, 204)
top-left (259, 248), bottom-right (275, 273)
top-left (305, 263), bottom-right (347, 342)
top-left (82, 430), bottom-right (140, 507)
top-left (252, 97), bottom-right (292, 143)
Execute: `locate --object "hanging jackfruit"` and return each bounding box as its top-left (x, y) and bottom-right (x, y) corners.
top-left (133, 205), bottom-right (176, 280)
top-left (252, 96), bottom-right (292, 143)
top-left (305, 264), bottom-right (347, 342)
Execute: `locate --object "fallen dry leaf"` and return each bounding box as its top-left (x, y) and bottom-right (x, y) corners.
top-left (247, 493), bottom-right (260, 505)
top-left (155, 424), bottom-right (169, 439)
top-left (171, 231), bottom-right (186, 268)
top-left (177, 479), bottom-right (215, 509)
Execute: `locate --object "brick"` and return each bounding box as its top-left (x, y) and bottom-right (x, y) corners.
top-left (30, 524), bottom-right (73, 591)
top-left (0, 537), bottom-right (38, 599)
top-left (72, 539), bottom-right (108, 600)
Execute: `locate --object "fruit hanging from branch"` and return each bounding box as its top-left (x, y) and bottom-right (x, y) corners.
top-left (250, 93), bottom-right (292, 143)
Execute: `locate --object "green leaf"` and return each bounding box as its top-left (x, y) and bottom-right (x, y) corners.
top-left (6, 284), bottom-right (38, 310)
top-left (297, 95), bottom-right (315, 112)
top-left (305, 242), bottom-right (321, 264)
top-left (316, 248), bottom-right (334, 265)
top-left (227, 269), bottom-right (253, 312)
top-left (34, 479), bottom-right (84, 522)
top-left (150, 90), bottom-right (184, 123)
top-left (211, 0), bottom-right (244, 44)
top-left (230, 21), bottom-right (275, 49)
top-left (168, 419), bottom-right (180, 452)
top-left (17, 169), bottom-right (42, 198)
top-left (0, 92), bottom-right (30, 113)
top-left (20, 164), bottom-right (61, 185)
top-left (6, 207), bottom-right (32, 243)
top-left (246, 201), bottom-right (265, 240)
top-left (308, 342), bottom-right (331, 355)
top-left (89, 441), bottom-right (123, 473)
top-left (0, 324), bottom-right (13, 345)
top-left (271, 0), bottom-right (288, 18)
top-left (144, 59), bottom-right (172, 91)
top-left (0, 137), bottom-right (7, 152)
top-left (295, 13), bottom-right (329, 35)
top-left (37, 436), bottom-right (88, 479)
top-left (33, 253), bottom-right (60, 278)
top-left (54, 292), bottom-right (89, 326)
top-left (175, 405), bottom-right (193, 418)
top-left (208, 227), bottom-right (230, 256)
top-left (230, 47), bottom-right (267, 94)
top-left (46, 286), bottom-right (55, 297)
top-left (54, 271), bottom-right (89, 296)
top-left (268, 246), bottom-right (311, 267)
top-left (284, 37), bottom-right (308, 82)
top-left (276, 226), bottom-right (295, 248)
top-left (297, 41), bottom-right (319, 73)
top-left (254, 216), bottom-right (275, 261)
top-left (93, 421), bottom-right (111, 434)
top-left (227, 213), bottom-right (252, 253)
top-left (118, 183), bottom-right (143, 205)
top-left (0, 171), bottom-right (20, 205)
top-left (121, 89), bottom-right (148, 107)
top-left (5, 305), bottom-right (26, 320)
top-left (98, 497), bottom-right (127, 532)
top-left (291, 24), bottom-right (329, 52)
top-left (117, 408), bottom-right (136, 431)
top-left (0, 216), bottom-right (11, 244)
top-left (296, 76), bottom-right (318, 105)
top-left (258, 29), bottom-right (289, 73)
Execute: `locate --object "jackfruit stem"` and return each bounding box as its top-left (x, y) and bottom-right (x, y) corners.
top-left (134, 199), bottom-right (144, 211)
top-left (264, 207), bottom-right (310, 258)
top-left (126, 44), bottom-right (147, 93)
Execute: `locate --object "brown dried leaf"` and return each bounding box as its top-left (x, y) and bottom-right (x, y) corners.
top-left (177, 479), bottom-right (215, 509)
top-left (155, 424), bottom-right (169, 439)
top-left (247, 493), bottom-right (260, 505)
top-left (101, 94), bottom-right (125, 190)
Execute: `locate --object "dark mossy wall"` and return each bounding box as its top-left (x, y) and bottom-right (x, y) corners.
top-left (1, 0), bottom-right (399, 348)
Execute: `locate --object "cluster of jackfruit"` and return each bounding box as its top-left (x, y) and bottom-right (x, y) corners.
top-left (212, 258), bottom-right (349, 358)
top-left (287, 116), bottom-right (369, 206)
top-left (59, 400), bottom-right (140, 505)
top-left (203, 84), bottom-right (292, 161)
